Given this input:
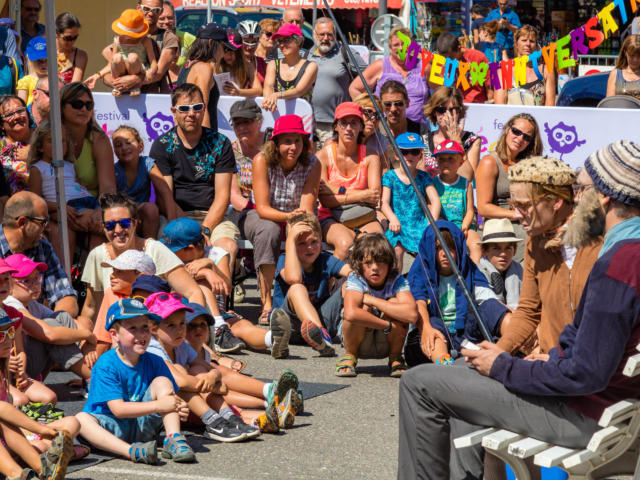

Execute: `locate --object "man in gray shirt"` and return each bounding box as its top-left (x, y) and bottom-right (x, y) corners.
top-left (308, 18), bottom-right (366, 146)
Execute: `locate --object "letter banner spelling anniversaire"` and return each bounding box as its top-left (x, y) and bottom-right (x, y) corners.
top-left (93, 93), bottom-right (314, 155)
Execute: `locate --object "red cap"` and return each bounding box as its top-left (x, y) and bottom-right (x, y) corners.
top-left (334, 102), bottom-right (364, 121)
top-left (433, 140), bottom-right (464, 156)
top-left (274, 23), bottom-right (303, 39)
top-left (270, 114), bottom-right (309, 139)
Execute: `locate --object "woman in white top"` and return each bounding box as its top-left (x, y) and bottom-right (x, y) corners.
top-left (80, 193), bottom-right (206, 331)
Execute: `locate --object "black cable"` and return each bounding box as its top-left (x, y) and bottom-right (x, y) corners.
top-left (322, 1), bottom-right (494, 343)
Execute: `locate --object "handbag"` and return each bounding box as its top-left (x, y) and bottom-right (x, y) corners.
top-left (330, 203), bottom-right (376, 229)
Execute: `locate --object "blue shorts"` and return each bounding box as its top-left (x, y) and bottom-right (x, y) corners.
top-left (88, 387), bottom-right (163, 444)
top-left (67, 196), bottom-right (99, 212)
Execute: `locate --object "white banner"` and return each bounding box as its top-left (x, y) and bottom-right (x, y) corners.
top-left (464, 103), bottom-right (640, 170)
top-left (93, 93), bottom-right (314, 154)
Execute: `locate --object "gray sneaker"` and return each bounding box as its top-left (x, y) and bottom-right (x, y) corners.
top-left (269, 308), bottom-right (291, 359)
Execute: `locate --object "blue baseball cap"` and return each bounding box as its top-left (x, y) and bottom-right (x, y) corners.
top-left (395, 132), bottom-right (426, 150)
top-left (105, 298), bottom-right (162, 331)
top-left (185, 302), bottom-right (213, 325)
top-left (161, 218), bottom-right (203, 252)
top-left (131, 275), bottom-right (170, 294)
top-left (26, 36), bottom-right (47, 61)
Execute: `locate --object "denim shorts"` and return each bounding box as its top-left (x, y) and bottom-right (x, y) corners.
top-left (89, 387), bottom-right (163, 444)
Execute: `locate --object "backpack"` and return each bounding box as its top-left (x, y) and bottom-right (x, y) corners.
top-left (0, 27), bottom-right (18, 94)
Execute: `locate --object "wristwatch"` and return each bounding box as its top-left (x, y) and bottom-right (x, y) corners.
top-left (383, 319), bottom-right (392, 335)
top-left (202, 227), bottom-right (211, 236)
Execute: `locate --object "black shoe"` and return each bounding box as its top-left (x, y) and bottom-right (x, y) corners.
top-left (270, 308), bottom-right (291, 359)
top-left (214, 324), bottom-right (245, 354)
top-left (204, 417), bottom-right (247, 443)
top-left (225, 415), bottom-right (261, 439)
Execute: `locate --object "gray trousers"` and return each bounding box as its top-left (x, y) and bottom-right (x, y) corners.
top-left (398, 362), bottom-right (599, 480)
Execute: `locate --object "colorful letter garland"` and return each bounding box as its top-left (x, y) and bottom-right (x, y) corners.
top-left (398, 0), bottom-right (637, 89)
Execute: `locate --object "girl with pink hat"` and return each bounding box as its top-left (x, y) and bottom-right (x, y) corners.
top-left (85, 9), bottom-right (158, 96)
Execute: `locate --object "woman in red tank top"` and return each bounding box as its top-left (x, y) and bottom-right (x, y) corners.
top-left (317, 102), bottom-right (383, 260)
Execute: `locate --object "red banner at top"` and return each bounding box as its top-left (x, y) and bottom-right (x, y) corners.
top-left (172, 0), bottom-right (400, 10)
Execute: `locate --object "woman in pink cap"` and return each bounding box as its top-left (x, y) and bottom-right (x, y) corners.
top-left (215, 30), bottom-right (262, 98)
top-left (261, 24), bottom-right (317, 112)
top-left (317, 102), bottom-right (382, 261)
top-left (246, 114), bottom-right (320, 324)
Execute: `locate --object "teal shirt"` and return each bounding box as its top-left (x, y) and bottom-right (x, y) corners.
top-left (433, 175), bottom-right (468, 229)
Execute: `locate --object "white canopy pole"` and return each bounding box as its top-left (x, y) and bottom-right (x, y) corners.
top-left (44, 0), bottom-right (71, 276)
top-left (207, 0), bottom-right (212, 23)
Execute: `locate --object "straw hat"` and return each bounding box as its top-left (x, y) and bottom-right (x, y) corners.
top-left (477, 219), bottom-right (523, 245)
top-left (112, 9), bottom-right (149, 39)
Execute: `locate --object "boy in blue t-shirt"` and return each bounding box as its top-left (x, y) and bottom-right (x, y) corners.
top-left (270, 213), bottom-right (351, 359)
top-left (76, 299), bottom-right (195, 465)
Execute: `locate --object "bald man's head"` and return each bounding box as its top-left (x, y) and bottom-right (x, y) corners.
top-left (283, 7), bottom-right (304, 27)
top-left (4, 192), bottom-right (46, 228)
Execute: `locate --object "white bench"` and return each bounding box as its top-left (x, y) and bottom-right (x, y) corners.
top-left (454, 345), bottom-right (640, 479)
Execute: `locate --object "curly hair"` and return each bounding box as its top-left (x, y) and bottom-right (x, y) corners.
top-left (262, 133), bottom-right (312, 169)
top-left (494, 113), bottom-right (542, 163)
top-left (423, 86), bottom-right (467, 124)
top-left (349, 233), bottom-right (398, 281)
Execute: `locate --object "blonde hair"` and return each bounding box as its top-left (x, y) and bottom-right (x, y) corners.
top-left (423, 86), bottom-right (467, 124)
top-left (513, 25), bottom-right (538, 57)
top-left (353, 92), bottom-right (382, 111)
top-left (259, 18), bottom-right (280, 33)
top-left (516, 181), bottom-right (574, 229)
top-left (616, 34), bottom-right (640, 69)
top-left (287, 212), bottom-right (321, 237)
top-left (389, 27), bottom-right (411, 43)
top-left (27, 120), bottom-right (76, 168)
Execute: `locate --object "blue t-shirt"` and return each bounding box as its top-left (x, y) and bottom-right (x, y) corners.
top-left (484, 8), bottom-right (521, 49)
top-left (115, 155), bottom-right (156, 203)
top-left (273, 252), bottom-right (345, 308)
top-left (147, 337), bottom-right (198, 367)
top-left (82, 349), bottom-right (178, 416)
top-left (345, 272), bottom-right (410, 300)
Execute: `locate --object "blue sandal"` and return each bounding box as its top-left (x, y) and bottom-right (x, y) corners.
top-left (129, 440), bottom-right (158, 465)
top-left (162, 433), bottom-right (195, 463)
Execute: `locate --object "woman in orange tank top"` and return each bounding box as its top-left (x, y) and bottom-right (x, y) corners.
top-left (317, 102), bottom-right (382, 260)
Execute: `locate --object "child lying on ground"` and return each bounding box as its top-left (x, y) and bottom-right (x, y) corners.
top-left (404, 221), bottom-right (512, 367)
top-left (339, 233), bottom-right (417, 378)
top-left (77, 299), bottom-right (193, 465)
top-left (271, 213), bottom-right (351, 359)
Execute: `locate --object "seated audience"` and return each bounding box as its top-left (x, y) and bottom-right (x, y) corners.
top-left (18, 36), bottom-right (48, 106)
top-left (215, 30), bottom-right (262, 98)
top-left (0, 94), bottom-right (31, 195)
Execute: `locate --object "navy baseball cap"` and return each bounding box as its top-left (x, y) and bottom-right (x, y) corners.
top-left (26, 36), bottom-right (47, 61)
top-left (161, 218), bottom-right (203, 252)
top-left (185, 302), bottom-right (213, 325)
top-left (105, 298), bottom-right (162, 331)
top-left (197, 22), bottom-right (227, 41)
top-left (131, 275), bottom-right (171, 294)
top-left (395, 132), bottom-right (426, 150)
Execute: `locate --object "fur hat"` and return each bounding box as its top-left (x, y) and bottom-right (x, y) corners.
top-left (584, 140), bottom-right (640, 208)
top-left (508, 156), bottom-right (576, 186)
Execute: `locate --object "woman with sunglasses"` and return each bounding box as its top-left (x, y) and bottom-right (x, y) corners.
top-left (55, 12), bottom-right (87, 85)
top-left (80, 193), bottom-right (206, 337)
top-left (215, 30), bottom-right (262, 98)
top-left (0, 95), bottom-right (32, 194)
top-left (475, 113), bottom-right (542, 262)
top-left (422, 87), bottom-right (481, 179)
top-left (255, 18), bottom-right (279, 63)
top-left (352, 93), bottom-right (391, 171)
top-left (349, 27), bottom-right (430, 125)
top-left (261, 24), bottom-right (317, 113)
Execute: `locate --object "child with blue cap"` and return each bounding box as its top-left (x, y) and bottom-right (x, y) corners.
top-left (18, 36), bottom-right (47, 105)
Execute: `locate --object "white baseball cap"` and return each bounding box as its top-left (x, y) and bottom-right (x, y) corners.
top-left (101, 249), bottom-right (156, 275)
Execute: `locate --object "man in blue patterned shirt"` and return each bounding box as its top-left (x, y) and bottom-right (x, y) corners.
top-left (0, 192), bottom-right (77, 315)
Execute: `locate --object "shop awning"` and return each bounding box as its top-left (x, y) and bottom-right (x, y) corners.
top-left (173, 0), bottom-right (401, 10)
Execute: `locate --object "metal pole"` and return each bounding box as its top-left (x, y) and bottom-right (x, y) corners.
top-left (322, 0), bottom-right (493, 343)
top-left (13, 0), bottom-right (20, 40)
top-left (44, 0), bottom-right (71, 276)
top-left (207, 0), bottom-right (212, 23)
top-left (379, 0), bottom-right (387, 16)
top-left (312, 0), bottom-right (317, 29)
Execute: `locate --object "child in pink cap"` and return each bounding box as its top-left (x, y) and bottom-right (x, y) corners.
top-left (145, 292), bottom-right (262, 442)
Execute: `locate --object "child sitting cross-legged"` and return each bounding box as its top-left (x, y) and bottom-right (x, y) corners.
top-left (184, 303), bottom-right (303, 432)
top-left (76, 299), bottom-right (194, 465)
top-left (144, 292), bottom-right (264, 442)
top-left (338, 233), bottom-right (417, 378)
top-left (271, 213), bottom-right (351, 359)
top-left (403, 221), bottom-right (513, 367)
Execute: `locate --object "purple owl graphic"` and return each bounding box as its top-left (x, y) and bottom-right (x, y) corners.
top-left (544, 121), bottom-right (586, 160)
top-left (142, 111), bottom-right (174, 141)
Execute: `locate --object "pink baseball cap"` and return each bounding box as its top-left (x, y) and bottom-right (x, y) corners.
top-left (433, 140), bottom-right (464, 156)
top-left (270, 114), bottom-right (309, 139)
top-left (334, 102), bottom-right (364, 121)
top-left (0, 257), bottom-right (16, 276)
top-left (4, 254), bottom-right (44, 278)
top-left (144, 292), bottom-right (194, 320)
top-left (273, 23), bottom-right (302, 39)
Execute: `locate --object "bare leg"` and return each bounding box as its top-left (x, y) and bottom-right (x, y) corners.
top-left (258, 264), bottom-right (275, 312)
top-left (213, 237), bottom-right (238, 288)
top-left (137, 202), bottom-right (160, 239)
top-left (466, 230), bottom-right (483, 264)
top-left (0, 433), bottom-right (26, 477)
top-left (76, 412), bottom-right (131, 458)
top-left (211, 361), bottom-right (265, 398)
top-left (323, 220), bottom-right (355, 261)
top-left (227, 316), bottom-right (267, 349)
top-left (149, 376), bottom-right (181, 437)
top-left (394, 244), bottom-right (405, 272)
top-left (29, 416), bottom-right (81, 453)
top-left (123, 52), bottom-right (142, 76)
top-left (1, 422), bottom-right (42, 473)
top-left (222, 390), bottom-right (264, 409)
top-left (359, 219), bottom-right (384, 234)
top-left (110, 53), bottom-right (127, 79)
top-left (342, 319), bottom-right (366, 362)
top-left (287, 283), bottom-right (322, 328)
top-left (12, 379), bottom-right (57, 406)
top-left (69, 357), bottom-right (92, 381)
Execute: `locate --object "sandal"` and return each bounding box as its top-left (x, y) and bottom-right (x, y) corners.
top-left (258, 309), bottom-right (271, 327)
top-left (40, 430), bottom-right (73, 480)
top-left (335, 354), bottom-right (357, 377)
top-left (7, 468), bottom-right (37, 480)
top-left (162, 433), bottom-right (195, 463)
top-left (389, 355), bottom-right (408, 378)
top-left (71, 444), bottom-right (91, 461)
top-left (129, 440), bottom-right (157, 465)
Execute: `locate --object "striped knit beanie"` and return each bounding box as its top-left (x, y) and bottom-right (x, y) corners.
top-left (584, 141), bottom-right (640, 208)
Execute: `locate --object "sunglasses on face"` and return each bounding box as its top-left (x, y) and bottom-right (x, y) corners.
top-left (0, 325), bottom-right (15, 343)
top-left (36, 88), bottom-right (49, 96)
top-left (25, 6), bottom-right (40, 12)
top-left (362, 109), bottom-right (378, 120)
top-left (510, 126), bottom-right (534, 143)
top-left (175, 103), bottom-right (205, 113)
top-left (263, 31), bottom-right (274, 38)
top-left (402, 148), bottom-right (423, 156)
top-left (68, 99), bottom-right (94, 111)
top-left (16, 273), bottom-right (43, 287)
top-left (1, 107), bottom-right (27, 120)
top-left (338, 118), bottom-right (360, 129)
top-left (383, 100), bottom-right (404, 109)
top-left (434, 106), bottom-right (460, 115)
top-left (104, 217), bottom-right (132, 231)
top-left (140, 5), bottom-right (162, 14)
top-left (24, 215), bottom-right (49, 227)
top-left (62, 35), bottom-right (78, 42)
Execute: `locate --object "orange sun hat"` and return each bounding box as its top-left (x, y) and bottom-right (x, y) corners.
top-left (112, 9), bottom-right (149, 39)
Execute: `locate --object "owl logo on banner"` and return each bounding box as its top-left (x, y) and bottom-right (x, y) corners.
top-left (142, 111), bottom-right (174, 142)
top-left (544, 121), bottom-right (586, 160)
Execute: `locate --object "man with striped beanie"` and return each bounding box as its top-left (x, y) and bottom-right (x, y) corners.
top-left (398, 140), bottom-right (640, 479)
